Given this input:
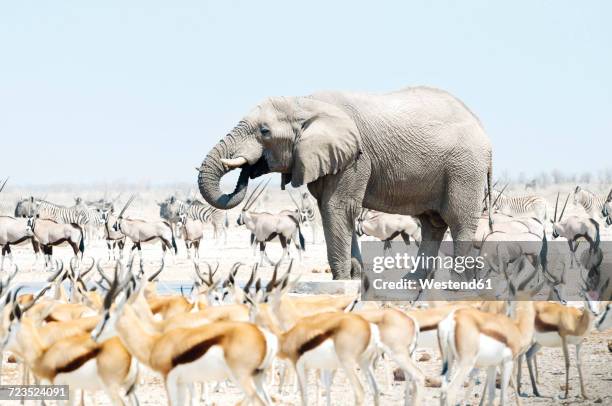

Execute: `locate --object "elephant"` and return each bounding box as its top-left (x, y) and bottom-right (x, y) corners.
top-left (197, 86), bottom-right (492, 280)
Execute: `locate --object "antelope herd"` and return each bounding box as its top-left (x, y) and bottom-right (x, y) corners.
top-left (0, 176), bottom-right (612, 405)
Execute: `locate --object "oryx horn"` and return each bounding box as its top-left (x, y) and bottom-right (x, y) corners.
top-left (288, 190), bottom-right (302, 211)
top-left (118, 194), bottom-right (137, 219)
top-left (491, 183), bottom-right (508, 209)
top-left (0, 177), bottom-right (8, 194)
top-left (243, 178), bottom-right (271, 211)
top-left (558, 193), bottom-right (570, 222)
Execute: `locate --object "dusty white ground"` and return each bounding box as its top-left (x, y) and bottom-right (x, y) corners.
top-left (0, 183), bottom-right (611, 404)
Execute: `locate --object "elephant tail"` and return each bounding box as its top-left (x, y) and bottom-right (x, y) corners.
top-left (539, 233), bottom-right (548, 276)
top-left (487, 155), bottom-right (493, 231)
top-left (171, 230), bottom-right (178, 254)
top-left (298, 227), bottom-right (305, 251)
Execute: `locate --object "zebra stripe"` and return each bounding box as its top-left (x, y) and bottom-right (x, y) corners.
top-left (573, 187), bottom-right (607, 215)
top-left (490, 190), bottom-right (547, 220)
top-left (36, 200), bottom-right (89, 225)
top-left (161, 198), bottom-right (226, 229)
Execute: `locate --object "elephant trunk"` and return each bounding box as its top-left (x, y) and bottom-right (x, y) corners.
top-left (197, 126), bottom-right (264, 210)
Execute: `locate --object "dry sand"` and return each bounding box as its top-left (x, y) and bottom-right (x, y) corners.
top-left (1, 184), bottom-right (611, 404)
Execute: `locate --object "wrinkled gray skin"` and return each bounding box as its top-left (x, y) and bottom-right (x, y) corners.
top-left (198, 87), bottom-right (492, 279)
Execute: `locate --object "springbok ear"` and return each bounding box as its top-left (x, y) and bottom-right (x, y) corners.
top-left (291, 109), bottom-right (361, 187)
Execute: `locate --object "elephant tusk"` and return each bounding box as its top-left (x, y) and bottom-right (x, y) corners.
top-left (220, 157), bottom-right (248, 168)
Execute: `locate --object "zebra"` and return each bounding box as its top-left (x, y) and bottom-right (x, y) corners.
top-left (294, 191), bottom-right (321, 244)
top-left (84, 198), bottom-right (117, 241)
top-left (488, 186), bottom-right (548, 222)
top-left (15, 197), bottom-right (89, 225)
top-left (159, 196), bottom-right (229, 244)
top-left (573, 185), bottom-right (610, 219)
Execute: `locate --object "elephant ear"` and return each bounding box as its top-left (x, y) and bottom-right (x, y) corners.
top-left (291, 110), bottom-right (361, 187)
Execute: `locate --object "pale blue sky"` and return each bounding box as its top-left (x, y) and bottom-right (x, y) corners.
top-left (1, 1), bottom-right (610, 185)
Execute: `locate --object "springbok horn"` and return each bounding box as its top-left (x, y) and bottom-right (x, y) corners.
top-left (6, 263), bottom-right (18, 285)
top-left (80, 257), bottom-right (96, 279)
top-left (266, 262), bottom-right (280, 293)
top-left (220, 157), bottom-right (248, 169)
top-left (244, 263), bottom-right (258, 293)
top-left (553, 192), bottom-right (560, 222)
top-left (96, 260), bottom-right (113, 286)
top-left (21, 285), bottom-right (51, 313)
top-left (193, 261), bottom-right (207, 284)
top-left (204, 262), bottom-right (218, 286)
top-left (118, 194), bottom-right (137, 219)
top-left (277, 260), bottom-right (294, 288)
top-left (558, 193), bottom-right (570, 222)
top-left (147, 259), bottom-right (165, 282)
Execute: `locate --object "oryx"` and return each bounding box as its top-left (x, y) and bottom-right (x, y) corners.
top-left (237, 180), bottom-right (305, 265)
top-left (0, 179), bottom-right (40, 268)
top-left (96, 205), bottom-right (126, 260)
top-left (159, 196), bottom-right (229, 244)
top-left (551, 193), bottom-right (601, 264)
top-left (601, 189), bottom-right (612, 226)
top-left (26, 216), bottom-right (85, 269)
top-left (177, 203), bottom-right (205, 259)
top-left (112, 195), bottom-right (178, 259)
top-left (355, 209), bottom-right (421, 250)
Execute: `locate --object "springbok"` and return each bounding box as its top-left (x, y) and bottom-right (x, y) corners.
top-left (92, 269), bottom-right (277, 406)
top-left (112, 196), bottom-right (177, 259)
top-left (241, 262), bottom-right (382, 406)
top-left (438, 262), bottom-right (540, 406)
top-left (2, 289), bottom-right (140, 406)
top-left (237, 180), bottom-right (305, 265)
top-left (520, 272), bottom-right (601, 399)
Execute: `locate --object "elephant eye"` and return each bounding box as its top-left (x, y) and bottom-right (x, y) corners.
top-left (260, 125), bottom-right (270, 137)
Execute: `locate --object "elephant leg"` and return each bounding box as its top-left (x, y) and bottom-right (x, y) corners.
top-left (320, 202), bottom-right (358, 280)
top-left (350, 232), bottom-right (363, 279)
top-left (413, 212), bottom-right (447, 281)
